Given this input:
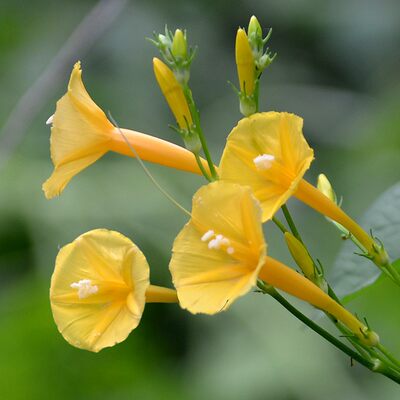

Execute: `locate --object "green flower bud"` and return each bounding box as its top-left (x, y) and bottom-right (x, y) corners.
top-left (172, 29), bottom-right (187, 59)
top-left (239, 95), bottom-right (257, 117)
top-left (317, 173), bottom-right (337, 203)
top-left (248, 15), bottom-right (262, 41)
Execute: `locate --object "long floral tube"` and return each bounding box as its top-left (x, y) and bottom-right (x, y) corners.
top-left (294, 180), bottom-right (375, 255)
top-left (145, 285), bottom-right (178, 303)
top-left (258, 256), bottom-right (378, 346)
top-left (108, 128), bottom-right (210, 175)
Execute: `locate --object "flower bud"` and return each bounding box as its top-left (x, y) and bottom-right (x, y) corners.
top-left (153, 57), bottom-right (193, 130)
top-left (360, 327), bottom-right (380, 347)
top-left (248, 15), bottom-right (262, 41)
top-left (171, 29), bottom-right (187, 59)
top-left (317, 173), bottom-right (337, 203)
top-left (157, 33), bottom-right (171, 48)
top-left (235, 28), bottom-right (255, 96)
top-left (284, 232), bottom-right (315, 280)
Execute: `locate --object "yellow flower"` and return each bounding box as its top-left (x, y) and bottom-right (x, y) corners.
top-left (220, 112), bottom-right (313, 220)
top-left (152, 57), bottom-right (193, 129)
top-left (43, 62), bottom-right (208, 199)
top-left (219, 111), bottom-right (376, 254)
top-left (170, 181), bottom-right (377, 345)
top-left (170, 181), bottom-right (266, 314)
top-left (235, 28), bottom-right (255, 96)
top-left (50, 229), bottom-right (177, 352)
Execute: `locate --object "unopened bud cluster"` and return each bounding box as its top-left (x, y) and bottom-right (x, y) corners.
top-left (151, 27), bottom-right (194, 85)
top-left (152, 28), bottom-right (202, 153)
top-left (247, 16), bottom-right (276, 73)
top-left (235, 16), bottom-right (276, 116)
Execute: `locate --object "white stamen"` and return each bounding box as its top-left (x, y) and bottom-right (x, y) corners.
top-left (208, 238), bottom-right (221, 250)
top-left (202, 230), bottom-right (235, 255)
top-left (221, 238), bottom-right (230, 246)
top-left (253, 154), bottom-right (275, 171)
top-left (46, 114), bottom-right (54, 125)
top-left (201, 230), bottom-right (215, 242)
top-left (70, 279), bottom-right (98, 299)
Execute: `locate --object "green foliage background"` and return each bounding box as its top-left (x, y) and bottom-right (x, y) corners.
top-left (0, 0), bottom-right (399, 399)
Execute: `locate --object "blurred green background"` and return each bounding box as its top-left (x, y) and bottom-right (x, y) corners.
top-left (0, 0), bottom-right (399, 399)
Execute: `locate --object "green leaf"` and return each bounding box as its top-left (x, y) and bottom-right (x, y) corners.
top-left (330, 182), bottom-right (400, 300)
top-left (341, 259), bottom-right (400, 303)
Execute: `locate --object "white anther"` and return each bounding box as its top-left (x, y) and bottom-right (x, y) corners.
top-left (227, 246), bottom-right (235, 255)
top-left (208, 238), bottom-right (221, 250)
top-left (203, 230), bottom-right (234, 255)
top-left (221, 238), bottom-right (230, 246)
top-left (201, 230), bottom-right (215, 242)
top-left (253, 154), bottom-right (275, 171)
top-left (70, 279), bottom-right (98, 299)
top-left (46, 114), bottom-right (54, 125)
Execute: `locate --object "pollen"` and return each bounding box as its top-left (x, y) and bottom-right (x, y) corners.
top-left (70, 279), bottom-right (98, 299)
top-left (253, 154), bottom-right (275, 171)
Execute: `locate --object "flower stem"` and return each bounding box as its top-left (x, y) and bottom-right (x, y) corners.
top-left (257, 281), bottom-right (400, 384)
top-left (194, 152), bottom-right (212, 182)
top-left (182, 85), bottom-right (219, 181)
top-left (272, 216), bottom-right (288, 234)
top-left (281, 204), bottom-right (302, 242)
top-left (377, 343), bottom-right (400, 370)
top-left (383, 262), bottom-right (400, 286)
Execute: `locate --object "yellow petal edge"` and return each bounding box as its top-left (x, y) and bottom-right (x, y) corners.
top-left (50, 228), bottom-right (149, 352)
top-left (170, 181), bottom-right (266, 314)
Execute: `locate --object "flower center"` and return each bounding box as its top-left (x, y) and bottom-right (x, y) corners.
top-left (201, 229), bottom-right (235, 255)
top-left (253, 154), bottom-right (275, 171)
top-left (70, 279), bottom-right (98, 299)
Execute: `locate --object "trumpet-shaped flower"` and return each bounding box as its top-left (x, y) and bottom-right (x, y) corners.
top-left (220, 112), bottom-right (313, 221)
top-left (50, 229), bottom-right (177, 352)
top-left (170, 181), bottom-right (377, 345)
top-left (219, 112), bottom-right (377, 254)
top-left (43, 62), bottom-right (209, 199)
top-left (170, 181), bottom-right (266, 314)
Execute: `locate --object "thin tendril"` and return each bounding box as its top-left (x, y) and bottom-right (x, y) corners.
top-left (108, 112), bottom-right (191, 218)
